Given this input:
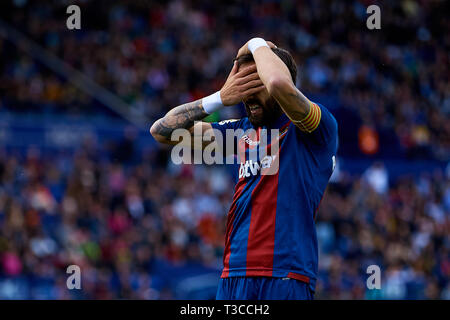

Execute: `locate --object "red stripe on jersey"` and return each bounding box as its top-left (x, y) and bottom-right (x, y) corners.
top-left (280, 121), bottom-right (291, 131)
top-left (245, 169), bottom-right (279, 275)
top-left (287, 272), bottom-right (310, 284)
top-left (221, 174), bottom-right (247, 278)
top-left (245, 270), bottom-right (273, 277)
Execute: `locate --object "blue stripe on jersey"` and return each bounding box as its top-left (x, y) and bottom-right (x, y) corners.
top-left (272, 125), bottom-right (294, 271)
top-left (272, 123), bottom-right (317, 286)
top-left (228, 140), bottom-right (260, 273)
top-left (228, 175), bottom-right (261, 273)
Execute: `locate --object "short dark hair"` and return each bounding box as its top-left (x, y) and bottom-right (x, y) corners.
top-left (234, 47), bottom-right (297, 85)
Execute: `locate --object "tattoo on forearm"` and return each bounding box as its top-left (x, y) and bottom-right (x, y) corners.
top-left (284, 90), bottom-right (310, 119)
top-left (153, 99), bottom-right (207, 138)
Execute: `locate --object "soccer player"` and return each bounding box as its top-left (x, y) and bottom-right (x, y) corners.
top-left (150, 38), bottom-right (338, 300)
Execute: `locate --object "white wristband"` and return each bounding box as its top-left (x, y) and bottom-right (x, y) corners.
top-left (202, 91), bottom-right (224, 114)
top-left (248, 37), bottom-right (269, 54)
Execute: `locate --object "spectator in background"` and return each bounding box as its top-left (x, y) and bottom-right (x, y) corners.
top-left (363, 162), bottom-right (389, 195)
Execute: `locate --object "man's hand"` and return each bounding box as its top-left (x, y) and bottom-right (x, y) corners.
top-left (237, 38), bottom-right (313, 128)
top-left (220, 62), bottom-right (265, 106)
top-left (236, 40), bottom-right (277, 59)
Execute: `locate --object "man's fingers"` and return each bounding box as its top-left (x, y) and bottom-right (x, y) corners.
top-left (241, 79), bottom-right (264, 90)
top-left (236, 72), bottom-right (260, 85)
top-left (229, 61), bottom-right (238, 76)
top-left (266, 41), bottom-right (277, 49)
top-left (242, 84), bottom-right (265, 96)
top-left (235, 64), bottom-right (257, 78)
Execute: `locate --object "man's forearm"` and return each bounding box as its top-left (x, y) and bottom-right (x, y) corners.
top-left (150, 99), bottom-right (208, 141)
top-left (252, 45), bottom-right (310, 120)
top-left (252, 46), bottom-right (292, 93)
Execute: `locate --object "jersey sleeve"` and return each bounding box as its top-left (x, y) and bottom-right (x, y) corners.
top-left (293, 101), bottom-right (338, 145)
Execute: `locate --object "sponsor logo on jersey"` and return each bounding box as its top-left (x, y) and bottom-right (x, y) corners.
top-left (238, 155), bottom-right (277, 178)
top-left (241, 134), bottom-right (259, 146)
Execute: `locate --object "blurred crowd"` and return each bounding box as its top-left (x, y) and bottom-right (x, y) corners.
top-left (0, 142), bottom-right (231, 299)
top-left (0, 0), bottom-right (448, 299)
top-left (318, 162), bottom-right (449, 299)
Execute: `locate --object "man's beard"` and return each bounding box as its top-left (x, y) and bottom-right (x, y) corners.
top-left (244, 96), bottom-right (284, 128)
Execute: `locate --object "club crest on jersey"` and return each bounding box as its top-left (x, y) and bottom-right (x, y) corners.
top-left (238, 155), bottom-right (277, 178)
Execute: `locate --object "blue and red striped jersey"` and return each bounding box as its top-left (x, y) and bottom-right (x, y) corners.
top-left (211, 101), bottom-right (338, 292)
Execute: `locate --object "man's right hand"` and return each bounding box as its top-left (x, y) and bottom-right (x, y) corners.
top-left (220, 61), bottom-right (265, 106)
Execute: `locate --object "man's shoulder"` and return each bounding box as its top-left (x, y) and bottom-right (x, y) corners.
top-left (314, 101), bottom-right (338, 127)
